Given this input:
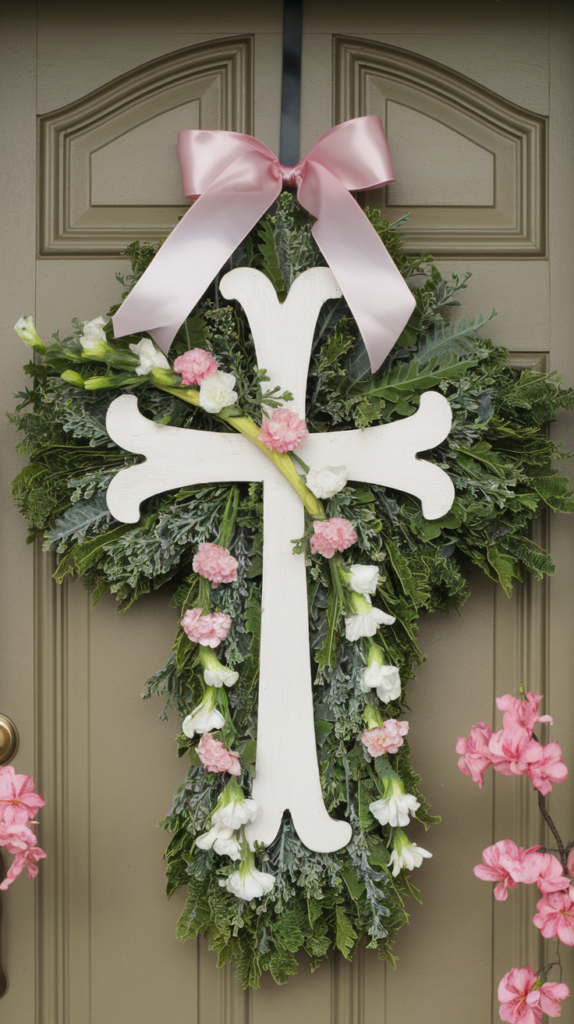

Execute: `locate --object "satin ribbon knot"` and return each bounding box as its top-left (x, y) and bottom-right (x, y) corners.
top-left (278, 164), bottom-right (303, 188)
top-left (112, 115), bottom-right (415, 373)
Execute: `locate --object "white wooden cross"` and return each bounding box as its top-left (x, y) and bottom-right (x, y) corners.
top-left (105, 268), bottom-right (454, 853)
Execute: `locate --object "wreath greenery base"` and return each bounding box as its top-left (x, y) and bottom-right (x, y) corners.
top-left (10, 196), bottom-right (574, 987)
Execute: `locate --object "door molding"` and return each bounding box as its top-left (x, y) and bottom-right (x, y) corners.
top-left (38, 37), bottom-right (253, 258)
top-left (334, 37), bottom-right (547, 258)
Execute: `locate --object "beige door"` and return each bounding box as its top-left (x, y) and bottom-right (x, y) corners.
top-left (1, 1), bottom-right (573, 1020)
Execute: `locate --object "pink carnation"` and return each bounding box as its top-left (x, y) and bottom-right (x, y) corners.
top-left (310, 517), bottom-right (358, 559)
top-left (527, 741), bottom-right (568, 796)
top-left (181, 607), bottom-right (231, 648)
top-left (173, 348), bottom-right (219, 385)
top-left (196, 733), bottom-right (241, 776)
top-left (533, 888), bottom-right (574, 945)
top-left (0, 765), bottom-right (45, 825)
top-left (361, 719), bottom-right (409, 757)
top-left (456, 722), bottom-right (493, 788)
top-left (0, 842), bottom-right (47, 891)
top-left (497, 692), bottom-right (552, 734)
top-left (258, 408), bottom-right (308, 453)
top-left (498, 966), bottom-right (569, 1023)
top-left (192, 542), bottom-right (238, 588)
top-left (489, 722), bottom-right (542, 778)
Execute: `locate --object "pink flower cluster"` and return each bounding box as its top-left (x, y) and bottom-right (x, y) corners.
top-left (310, 517), bottom-right (358, 559)
top-left (173, 347), bottom-right (219, 385)
top-left (498, 966), bottom-right (569, 1023)
top-left (197, 733), bottom-right (241, 776)
top-left (181, 607), bottom-right (232, 648)
top-left (474, 840), bottom-right (569, 902)
top-left (0, 766), bottom-right (46, 890)
top-left (456, 692), bottom-right (567, 795)
top-left (362, 719), bottom-right (409, 757)
top-left (192, 542), bottom-right (238, 588)
top-left (258, 408), bottom-right (308, 453)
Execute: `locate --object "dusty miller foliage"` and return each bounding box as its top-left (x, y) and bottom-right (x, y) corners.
top-left (9, 194), bottom-right (574, 988)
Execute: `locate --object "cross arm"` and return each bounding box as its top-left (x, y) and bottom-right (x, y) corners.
top-left (105, 395), bottom-right (267, 523)
top-left (300, 390), bottom-right (455, 520)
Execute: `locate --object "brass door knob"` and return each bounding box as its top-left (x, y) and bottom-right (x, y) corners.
top-left (0, 715), bottom-right (19, 767)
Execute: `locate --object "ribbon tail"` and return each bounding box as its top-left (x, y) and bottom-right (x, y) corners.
top-left (298, 161), bottom-right (415, 373)
top-left (112, 152), bottom-right (282, 353)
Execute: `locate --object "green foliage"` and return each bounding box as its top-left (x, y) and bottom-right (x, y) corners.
top-left (8, 192), bottom-right (574, 987)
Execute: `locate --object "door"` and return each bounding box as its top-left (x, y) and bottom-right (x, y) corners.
top-left (1, 2), bottom-right (573, 1021)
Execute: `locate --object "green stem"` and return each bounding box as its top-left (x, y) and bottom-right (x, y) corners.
top-left (219, 485), bottom-right (240, 548)
top-left (156, 384), bottom-right (324, 516)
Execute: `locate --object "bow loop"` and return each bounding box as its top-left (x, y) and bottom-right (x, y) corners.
top-left (113, 116), bottom-right (415, 371)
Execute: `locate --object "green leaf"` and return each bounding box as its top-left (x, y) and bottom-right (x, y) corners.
top-left (335, 905), bottom-right (358, 959)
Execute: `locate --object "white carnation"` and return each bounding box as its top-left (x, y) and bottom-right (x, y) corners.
top-left (128, 337), bottom-right (169, 376)
top-left (199, 371), bottom-right (238, 413)
top-left (195, 822), bottom-right (234, 850)
top-left (370, 792), bottom-right (420, 829)
top-left (348, 564), bottom-right (379, 598)
top-left (182, 705), bottom-right (224, 737)
top-left (213, 797), bottom-right (257, 830)
top-left (306, 465), bottom-right (347, 499)
top-left (360, 663), bottom-right (401, 703)
top-left (204, 666), bottom-right (239, 688)
top-left (222, 865), bottom-right (275, 900)
top-left (345, 606), bottom-right (395, 641)
top-left (213, 835), bottom-right (242, 860)
top-left (389, 842), bottom-right (432, 876)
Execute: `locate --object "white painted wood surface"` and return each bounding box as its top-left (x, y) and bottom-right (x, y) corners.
top-left (105, 268), bottom-right (454, 852)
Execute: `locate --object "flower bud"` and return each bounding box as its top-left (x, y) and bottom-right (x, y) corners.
top-left (60, 370), bottom-right (85, 388)
top-left (14, 316), bottom-right (46, 354)
top-left (150, 366), bottom-right (184, 387)
top-left (362, 704), bottom-right (384, 730)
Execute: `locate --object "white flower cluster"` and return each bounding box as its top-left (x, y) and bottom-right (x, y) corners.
top-left (196, 781), bottom-right (275, 900)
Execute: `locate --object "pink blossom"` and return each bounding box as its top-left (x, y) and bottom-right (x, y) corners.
top-left (192, 542), bottom-right (238, 588)
top-left (0, 820), bottom-right (37, 855)
top-left (456, 722), bottom-right (493, 788)
top-left (0, 765), bottom-right (45, 825)
top-left (567, 849), bottom-right (574, 880)
top-left (497, 692), bottom-right (552, 734)
top-left (362, 720), bottom-right (409, 757)
top-left (489, 722), bottom-right (542, 778)
top-left (526, 853), bottom-right (570, 894)
top-left (196, 733), bottom-right (241, 776)
top-left (0, 843), bottom-right (47, 891)
top-left (173, 348), bottom-right (219, 385)
top-left (527, 742), bottom-right (568, 796)
top-left (181, 607), bottom-right (231, 648)
top-left (498, 966), bottom-right (569, 1023)
top-left (474, 840), bottom-right (524, 901)
top-left (258, 408), bottom-right (308, 453)
top-left (533, 888), bottom-right (574, 945)
top-left (310, 518), bottom-right (358, 559)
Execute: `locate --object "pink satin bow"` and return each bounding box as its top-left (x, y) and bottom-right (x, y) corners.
top-left (112, 116), bottom-right (415, 372)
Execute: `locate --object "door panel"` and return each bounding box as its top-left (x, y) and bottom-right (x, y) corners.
top-left (1, 2), bottom-right (573, 1022)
